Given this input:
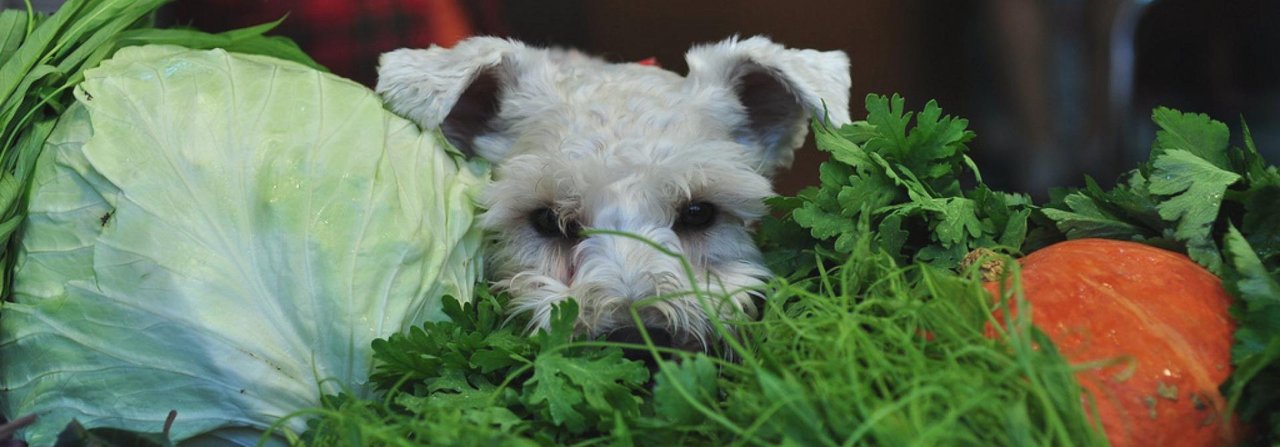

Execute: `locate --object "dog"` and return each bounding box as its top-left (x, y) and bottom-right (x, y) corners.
top-left (376, 36), bottom-right (851, 354)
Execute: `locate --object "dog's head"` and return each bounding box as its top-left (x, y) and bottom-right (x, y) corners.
top-left (377, 36), bottom-right (850, 353)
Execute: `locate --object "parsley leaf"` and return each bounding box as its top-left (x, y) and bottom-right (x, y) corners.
top-left (651, 355), bottom-right (718, 424)
top-left (1220, 228), bottom-right (1280, 438)
top-left (359, 288), bottom-right (654, 443)
top-left (1039, 192), bottom-right (1144, 240)
top-left (523, 349), bottom-right (648, 434)
top-left (1148, 149), bottom-right (1241, 274)
top-left (369, 289), bottom-right (534, 394)
top-left (1151, 107), bottom-right (1232, 170)
top-left (1222, 227), bottom-right (1280, 362)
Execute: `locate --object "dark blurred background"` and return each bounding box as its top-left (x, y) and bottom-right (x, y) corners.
top-left (155, 0), bottom-right (1280, 198)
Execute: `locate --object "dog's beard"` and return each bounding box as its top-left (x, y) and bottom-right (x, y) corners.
top-left (492, 232), bottom-right (770, 352)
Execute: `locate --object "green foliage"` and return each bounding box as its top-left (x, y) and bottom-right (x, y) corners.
top-left (522, 300), bottom-right (650, 435)
top-left (1148, 150), bottom-right (1241, 272)
top-left (1037, 176), bottom-right (1164, 243)
top-left (1151, 107), bottom-right (1232, 169)
top-left (525, 349), bottom-right (648, 433)
top-left (370, 291), bottom-right (533, 395)
top-left (297, 234), bottom-right (1104, 446)
top-left (791, 94), bottom-right (1033, 267)
top-left (649, 356), bottom-right (718, 424)
top-left (1221, 229), bottom-right (1280, 441)
top-left (301, 290), bottom-right (664, 446)
top-left (1037, 108), bottom-right (1276, 272)
top-left (717, 244), bottom-right (1102, 446)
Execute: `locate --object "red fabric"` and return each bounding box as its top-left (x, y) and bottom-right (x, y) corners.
top-left (171, 0), bottom-right (505, 86)
top-left (635, 57), bottom-right (660, 67)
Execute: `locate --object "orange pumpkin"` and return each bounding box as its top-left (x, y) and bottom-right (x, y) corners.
top-left (984, 239), bottom-right (1237, 447)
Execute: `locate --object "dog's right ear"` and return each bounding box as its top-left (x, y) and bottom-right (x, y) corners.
top-left (684, 36), bottom-right (851, 175)
top-left (377, 37), bottom-right (524, 160)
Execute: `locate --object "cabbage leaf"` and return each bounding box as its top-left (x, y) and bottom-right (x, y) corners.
top-left (0, 45), bottom-right (484, 444)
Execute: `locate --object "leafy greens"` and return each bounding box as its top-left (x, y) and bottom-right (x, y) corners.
top-left (791, 94), bottom-right (1033, 267)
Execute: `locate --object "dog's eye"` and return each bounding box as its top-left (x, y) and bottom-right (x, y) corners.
top-left (530, 207), bottom-right (580, 239)
top-left (676, 201), bottom-right (717, 230)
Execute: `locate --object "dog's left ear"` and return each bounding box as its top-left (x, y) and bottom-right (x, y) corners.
top-left (685, 36), bottom-right (851, 174)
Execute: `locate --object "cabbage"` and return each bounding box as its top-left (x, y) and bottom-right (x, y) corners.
top-left (0, 45), bottom-right (484, 444)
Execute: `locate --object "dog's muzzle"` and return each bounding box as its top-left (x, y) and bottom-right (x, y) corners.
top-left (603, 325), bottom-right (712, 368)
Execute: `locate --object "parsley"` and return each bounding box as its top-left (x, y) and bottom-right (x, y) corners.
top-left (307, 289), bottom-right (662, 445)
top-left (523, 301), bottom-right (650, 435)
top-left (1149, 149), bottom-right (1241, 273)
top-left (792, 94), bottom-right (1032, 266)
top-left (1221, 228), bottom-right (1280, 441)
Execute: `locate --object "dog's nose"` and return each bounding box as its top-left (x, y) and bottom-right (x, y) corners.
top-left (605, 326), bottom-right (675, 372)
top-left (603, 325), bottom-right (711, 369)
top-left (604, 325), bottom-right (673, 349)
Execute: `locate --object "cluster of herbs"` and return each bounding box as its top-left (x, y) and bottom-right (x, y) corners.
top-left (285, 289), bottom-right (710, 446)
top-left (783, 95), bottom-right (1033, 268)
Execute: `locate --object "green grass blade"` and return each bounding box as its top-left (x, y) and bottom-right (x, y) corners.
top-left (0, 172), bottom-right (20, 216)
top-left (0, 118), bottom-right (51, 296)
top-left (52, 6), bottom-right (159, 83)
top-left (0, 64), bottom-right (56, 152)
top-left (0, 0), bottom-right (83, 108)
top-left (42, 0), bottom-right (167, 61)
top-left (117, 21), bottom-right (326, 71)
top-left (0, 9), bottom-right (31, 62)
top-left (5, 117), bottom-right (51, 188)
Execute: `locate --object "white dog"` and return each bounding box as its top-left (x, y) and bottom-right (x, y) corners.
top-left (376, 36), bottom-right (851, 353)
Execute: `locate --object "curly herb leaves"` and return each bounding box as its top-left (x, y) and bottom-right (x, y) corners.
top-left (792, 94), bottom-right (1032, 266)
top-left (1221, 228), bottom-right (1280, 442)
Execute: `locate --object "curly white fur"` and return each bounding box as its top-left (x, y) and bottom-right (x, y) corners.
top-left (377, 36), bottom-right (851, 347)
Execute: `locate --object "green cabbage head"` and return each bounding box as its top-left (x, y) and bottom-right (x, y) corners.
top-left (0, 45), bottom-right (485, 444)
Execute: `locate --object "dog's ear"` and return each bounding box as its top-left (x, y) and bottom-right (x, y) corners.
top-left (377, 37), bottom-right (525, 160)
top-left (685, 36), bottom-right (851, 174)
